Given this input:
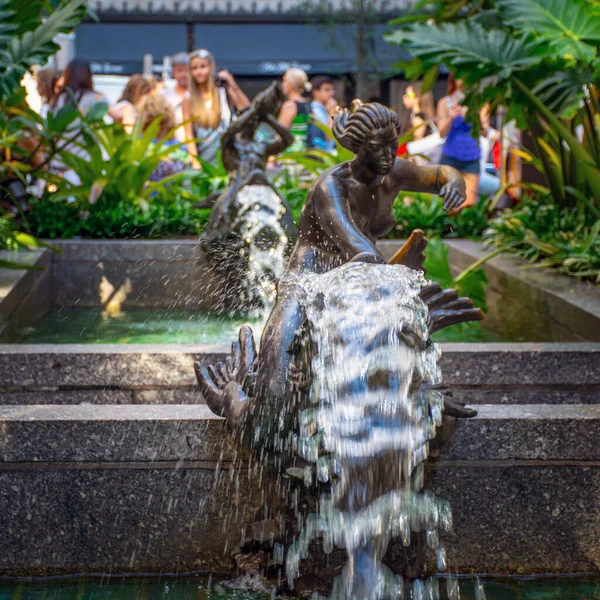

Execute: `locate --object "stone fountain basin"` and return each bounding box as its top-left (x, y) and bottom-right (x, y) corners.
top-left (0, 239), bottom-right (598, 343)
top-left (0, 400), bottom-right (599, 576)
top-left (0, 240), bottom-right (598, 577)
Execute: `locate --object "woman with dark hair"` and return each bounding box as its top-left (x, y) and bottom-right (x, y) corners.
top-left (109, 75), bottom-right (155, 132)
top-left (53, 59), bottom-right (106, 114)
top-left (50, 59), bottom-right (108, 182)
top-left (197, 100), bottom-right (466, 442)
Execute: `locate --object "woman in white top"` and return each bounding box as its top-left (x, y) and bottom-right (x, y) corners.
top-left (182, 49), bottom-right (249, 167)
top-left (53, 59), bottom-right (107, 115)
top-left (51, 59), bottom-right (109, 181)
top-left (108, 75), bottom-right (155, 133)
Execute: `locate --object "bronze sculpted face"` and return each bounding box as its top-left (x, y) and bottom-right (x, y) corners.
top-left (356, 125), bottom-right (398, 175)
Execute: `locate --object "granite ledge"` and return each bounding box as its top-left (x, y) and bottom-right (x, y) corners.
top-left (0, 343), bottom-right (598, 388)
top-left (1, 403), bottom-right (598, 463)
top-left (0, 403), bottom-right (219, 421)
top-left (440, 404), bottom-right (600, 461)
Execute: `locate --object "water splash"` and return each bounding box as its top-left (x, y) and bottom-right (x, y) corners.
top-left (223, 185), bottom-right (289, 315)
top-left (285, 262), bottom-right (455, 599)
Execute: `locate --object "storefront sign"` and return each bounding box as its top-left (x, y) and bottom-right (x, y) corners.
top-left (259, 61), bottom-right (312, 74)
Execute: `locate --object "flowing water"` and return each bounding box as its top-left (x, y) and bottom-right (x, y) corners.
top-left (204, 185), bottom-right (290, 315)
top-left (232, 185), bottom-right (289, 312)
top-left (285, 263), bottom-right (454, 599)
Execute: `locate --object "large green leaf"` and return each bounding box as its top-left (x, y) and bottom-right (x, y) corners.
top-left (424, 238), bottom-right (489, 312)
top-left (4, 0), bottom-right (45, 39)
top-left (386, 20), bottom-right (544, 82)
top-left (0, 2), bottom-right (17, 48)
top-left (501, 0), bottom-right (600, 62)
top-left (532, 69), bottom-right (595, 115)
top-left (0, 0), bottom-right (90, 99)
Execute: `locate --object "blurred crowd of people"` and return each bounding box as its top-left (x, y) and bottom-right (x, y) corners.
top-left (34, 52), bottom-right (341, 183)
top-left (401, 75), bottom-right (503, 207)
top-left (34, 51), bottom-right (510, 209)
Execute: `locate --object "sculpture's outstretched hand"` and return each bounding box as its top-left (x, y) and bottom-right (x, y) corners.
top-left (194, 325), bottom-right (256, 425)
top-left (440, 181), bottom-right (465, 212)
top-left (420, 282), bottom-right (484, 334)
top-left (442, 396), bottom-right (477, 418)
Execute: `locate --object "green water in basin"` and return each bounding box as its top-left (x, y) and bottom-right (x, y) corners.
top-left (13, 309), bottom-right (504, 345)
top-left (14, 309), bottom-right (268, 345)
top-left (1, 575), bottom-right (599, 599)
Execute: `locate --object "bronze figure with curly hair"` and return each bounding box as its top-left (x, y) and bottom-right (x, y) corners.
top-left (196, 100), bottom-right (479, 445)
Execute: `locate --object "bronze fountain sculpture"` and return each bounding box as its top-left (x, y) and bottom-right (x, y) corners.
top-left (196, 100), bottom-right (483, 597)
top-left (199, 83), bottom-right (298, 309)
top-left (197, 100), bottom-right (481, 436)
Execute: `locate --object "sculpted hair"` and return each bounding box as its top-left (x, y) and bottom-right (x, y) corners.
top-left (332, 101), bottom-right (400, 153)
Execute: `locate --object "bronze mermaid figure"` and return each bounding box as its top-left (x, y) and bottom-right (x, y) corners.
top-left (196, 100), bottom-right (483, 449)
top-left (200, 82), bottom-right (298, 260)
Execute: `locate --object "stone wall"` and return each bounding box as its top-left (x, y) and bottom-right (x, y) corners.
top-left (1, 402), bottom-right (599, 575)
top-left (445, 240), bottom-right (600, 343)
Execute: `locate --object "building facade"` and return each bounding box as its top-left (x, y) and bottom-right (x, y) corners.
top-left (80, 0), bottom-right (418, 104)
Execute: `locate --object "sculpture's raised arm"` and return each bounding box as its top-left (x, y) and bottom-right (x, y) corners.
top-left (263, 114), bottom-right (294, 156)
top-left (389, 159), bottom-right (466, 212)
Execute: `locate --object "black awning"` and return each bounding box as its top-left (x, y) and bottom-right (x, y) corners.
top-left (194, 23), bottom-right (407, 76)
top-left (75, 21), bottom-right (408, 77)
top-left (75, 23), bottom-right (188, 75)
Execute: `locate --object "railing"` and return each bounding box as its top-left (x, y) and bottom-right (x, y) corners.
top-left (89, 0), bottom-right (418, 14)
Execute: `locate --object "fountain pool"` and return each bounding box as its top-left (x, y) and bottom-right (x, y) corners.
top-left (1, 575), bottom-right (599, 599)
top-left (12, 308), bottom-right (505, 345)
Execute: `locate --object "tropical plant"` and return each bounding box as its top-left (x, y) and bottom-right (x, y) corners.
top-left (29, 115), bottom-right (213, 239)
top-left (0, 0), bottom-right (92, 100)
top-left (190, 152), bottom-right (228, 200)
top-left (40, 116), bottom-right (196, 210)
top-left (483, 199), bottom-right (600, 282)
top-left (0, 0), bottom-right (94, 186)
top-left (0, 0), bottom-right (93, 264)
top-left (391, 193), bottom-right (490, 239)
top-left (387, 0), bottom-right (600, 281)
top-left (386, 0), bottom-right (600, 217)
top-left (423, 237), bottom-right (491, 341)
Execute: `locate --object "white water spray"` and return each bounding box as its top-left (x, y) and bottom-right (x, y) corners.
top-left (228, 185), bottom-right (289, 313)
top-left (285, 262), bottom-right (459, 600)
